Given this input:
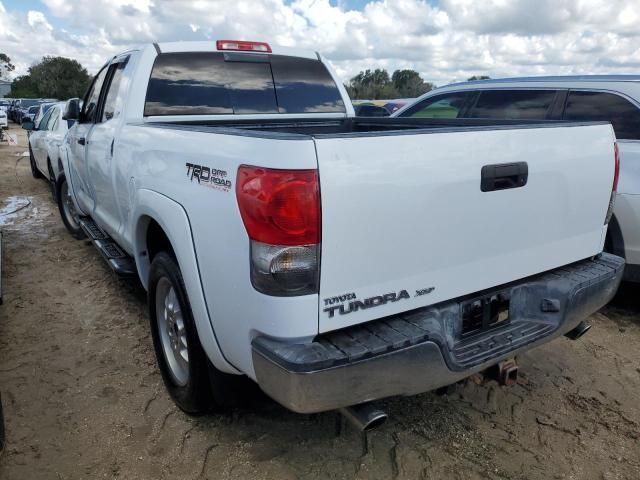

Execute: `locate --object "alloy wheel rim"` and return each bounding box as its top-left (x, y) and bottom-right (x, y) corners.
top-left (155, 277), bottom-right (189, 386)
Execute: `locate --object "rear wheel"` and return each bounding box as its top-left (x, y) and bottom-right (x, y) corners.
top-left (29, 146), bottom-right (43, 179)
top-left (149, 252), bottom-right (252, 413)
top-left (56, 175), bottom-right (86, 240)
top-left (149, 252), bottom-right (214, 413)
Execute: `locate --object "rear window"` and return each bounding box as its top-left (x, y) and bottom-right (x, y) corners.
top-left (144, 52), bottom-right (345, 116)
top-left (564, 91), bottom-right (640, 140)
top-left (467, 90), bottom-right (557, 119)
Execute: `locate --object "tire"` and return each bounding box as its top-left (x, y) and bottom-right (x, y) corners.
top-left (148, 252), bottom-right (252, 413)
top-left (47, 160), bottom-right (56, 200)
top-left (29, 146), bottom-right (44, 179)
top-left (148, 252), bottom-right (214, 413)
top-left (56, 174), bottom-right (86, 240)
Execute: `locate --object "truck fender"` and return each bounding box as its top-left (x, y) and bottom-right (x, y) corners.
top-left (132, 189), bottom-right (240, 375)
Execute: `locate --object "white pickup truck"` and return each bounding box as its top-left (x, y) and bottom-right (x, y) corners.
top-left (57, 40), bottom-right (624, 418)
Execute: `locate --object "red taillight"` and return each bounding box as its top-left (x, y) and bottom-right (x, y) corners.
top-left (613, 142), bottom-right (620, 192)
top-left (236, 166), bottom-right (320, 246)
top-left (216, 40), bottom-right (272, 53)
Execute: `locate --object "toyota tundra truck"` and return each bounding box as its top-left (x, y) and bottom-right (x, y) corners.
top-left (57, 40), bottom-right (624, 416)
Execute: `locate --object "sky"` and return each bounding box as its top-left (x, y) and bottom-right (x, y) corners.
top-left (1, 0), bottom-right (639, 87)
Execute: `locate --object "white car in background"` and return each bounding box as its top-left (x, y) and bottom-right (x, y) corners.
top-left (394, 75), bottom-right (640, 282)
top-left (0, 107), bottom-right (7, 129)
top-left (33, 102), bottom-right (57, 129)
top-left (23, 102), bottom-right (71, 185)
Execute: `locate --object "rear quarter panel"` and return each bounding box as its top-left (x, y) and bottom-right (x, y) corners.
top-left (116, 125), bottom-right (320, 377)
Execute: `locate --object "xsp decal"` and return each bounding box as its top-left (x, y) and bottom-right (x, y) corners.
top-left (186, 163), bottom-right (232, 192)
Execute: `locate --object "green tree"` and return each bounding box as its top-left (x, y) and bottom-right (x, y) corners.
top-left (347, 68), bottom-right (393, 100)
top-left (0, 53), bottom-right (15, 80)
top-left (346, 68), bottom-right (435, 100)
top-left (467, 75), bottom-right (491, 81)
top-left (391, 69), bottom-right (434, 97)
top-left (28, 56), bottom-right (91, 99)
top-left (8, 75), bottom-right (38, 98)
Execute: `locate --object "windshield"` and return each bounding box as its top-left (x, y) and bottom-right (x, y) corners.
top-left (22, 99), bottom-right (41, 108)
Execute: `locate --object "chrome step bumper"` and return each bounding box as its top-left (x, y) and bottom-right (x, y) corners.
top-left (252, 253), bottom-right (624, 413)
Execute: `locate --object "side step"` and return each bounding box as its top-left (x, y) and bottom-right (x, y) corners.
top-left (79, 217), bottom-right (136, 276)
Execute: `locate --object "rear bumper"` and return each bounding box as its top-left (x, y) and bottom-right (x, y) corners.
top-left (252, 253), bottom-right (624, 413)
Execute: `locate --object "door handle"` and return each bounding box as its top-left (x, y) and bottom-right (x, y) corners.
top-left (481, 162), bottom-right (528, 192)
top-left (77, 137), bottom-right (86, 145)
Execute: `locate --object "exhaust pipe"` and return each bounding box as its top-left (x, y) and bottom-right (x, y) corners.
top-left (565, 321), bottom-right (592, 340)
top-left (339, 403), bottom-right (388, 432)
top-left (338, 403), bottom-right (388, 455)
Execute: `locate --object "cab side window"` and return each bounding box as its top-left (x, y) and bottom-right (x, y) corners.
top-left (466, 90), bottom-right (557, 120)
top-left (400, 92), bottom-right (470, 118)
top-left (82, 67), bottom-right (108, 123)
top-left (564, 91), bottom-right (640, 140)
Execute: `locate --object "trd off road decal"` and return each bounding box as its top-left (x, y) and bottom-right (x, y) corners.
top-left (186, 163), bottom-right (232, 192)
top-left (323, 287), bottom-right (435, 318)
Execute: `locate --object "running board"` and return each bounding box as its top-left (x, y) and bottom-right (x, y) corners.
top-left (79, 217), bottom-right (136, 276)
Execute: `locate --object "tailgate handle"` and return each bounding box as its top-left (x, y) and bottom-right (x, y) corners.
top-left (481, 162), bottom-right (528, 192)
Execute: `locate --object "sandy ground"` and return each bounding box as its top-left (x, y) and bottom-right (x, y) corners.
top-left (0, 123), bottom-right (638, 480)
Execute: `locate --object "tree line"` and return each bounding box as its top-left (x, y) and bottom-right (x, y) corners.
top-left (345, 69), bottom-right (490, 100)
top-left (1, 53), bottom-right (91, 99)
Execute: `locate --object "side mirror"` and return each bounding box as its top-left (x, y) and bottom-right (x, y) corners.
top-left (63, 98), bottom-right (81, 121)
top-left (22, 120), bottom-right (35, 131)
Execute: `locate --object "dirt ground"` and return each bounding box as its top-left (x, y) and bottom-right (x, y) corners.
top-left (0, 123), bottom-right (638, 480)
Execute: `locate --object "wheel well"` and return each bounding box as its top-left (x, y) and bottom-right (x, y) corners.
top-left (605, 214), bottom-right (625, 259)
top-left (146, 218), bottom-right (174, 261)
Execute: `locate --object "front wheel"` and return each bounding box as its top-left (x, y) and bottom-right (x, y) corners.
top-left (29, 146), bottom-right (43, 179)
top-left (56, 175), bottom-right (86, 240)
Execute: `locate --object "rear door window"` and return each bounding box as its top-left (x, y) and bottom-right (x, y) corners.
top-left (564, 91), bottom-right (640, 140)
top-left (399, 92), bottom-right (471, 118)
top-left (466, 90), bottom-right (557, 119)
top-left (144, 52), bottom-right (345, 116)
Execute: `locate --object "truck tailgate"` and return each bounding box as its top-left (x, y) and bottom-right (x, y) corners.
top-left (315, 123), bottom-right (615, 332)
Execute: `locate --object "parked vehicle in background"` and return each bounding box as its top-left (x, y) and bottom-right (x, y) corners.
top-left (22, 102), bottom-right (71, 186)
top-left (33, 102), bottom-right (57, 128)
top-left (353, 102), bottom-right (390, 117)
top-left (394, 76), bottom-right (640, 282)
top-left (7, 99), bottom-right (19, 122)
top-left (352, 99), bottom-right (412, 116)
top-left (57, 41), bottom-right (623, 418)
top-left (13, 98), bottom-right (43, 124)
top-left (22, 105), bottom-right (40, 124)
top-left (0, 108), bottom-right (7, 130)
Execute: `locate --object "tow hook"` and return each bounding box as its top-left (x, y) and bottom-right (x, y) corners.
top-left (496, 358), bottom-right (519, 386)
top-left (564, 321), bottom-right (592, 340)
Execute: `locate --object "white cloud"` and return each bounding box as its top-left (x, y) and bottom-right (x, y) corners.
top-left (1, 0), bottom-right (639, 87)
